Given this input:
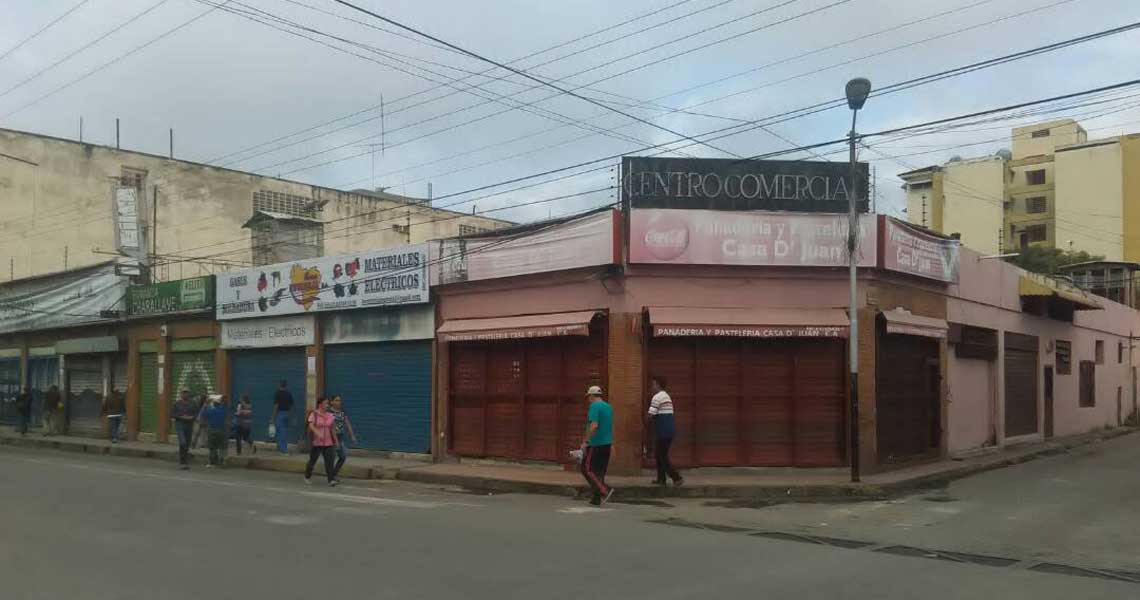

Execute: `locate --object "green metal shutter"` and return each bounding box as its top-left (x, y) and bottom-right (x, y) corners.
top-left (139, 354), bottom-right (159, 433)
top-left (172, 352), bottom-right (217, 397)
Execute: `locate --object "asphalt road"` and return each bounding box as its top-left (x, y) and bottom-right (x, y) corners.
top-left (0, 446), bottom-right (1134, 599)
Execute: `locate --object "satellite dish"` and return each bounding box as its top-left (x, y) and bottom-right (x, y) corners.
top-left (995, 148), bottom-right (1012, 160)
top-left (948, 155), bottom-right (962, 162)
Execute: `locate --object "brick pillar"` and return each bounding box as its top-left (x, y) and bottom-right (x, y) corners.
top-left (856, 306), bottom-right (877, 471)
top-left (607, 312), bottom-right (645, 476)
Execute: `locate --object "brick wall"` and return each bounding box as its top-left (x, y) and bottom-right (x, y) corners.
top-left (607, 312), bottom-right (645, 476)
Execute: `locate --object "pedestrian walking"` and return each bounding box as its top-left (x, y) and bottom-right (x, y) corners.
top-left (329, 395), bottom-right (357, 481)
top-left (233, 394), bottom-right (255, 455)
top-left (648, 376), bottom-right (683, 487)
top-left (580, 385), bottom-right (614, 506)
top-left (103, 387), bottom-right (125, 444)
top-left (15, 386), bottom-right (32, 436)
top-left (172, 390), bottom-right (198, 470)
top-left (303, 397), bottom-right (338, 487)
top-left (202, 395), bottom-right (228, 468)
top-left (269, 380), bottom-right (294, 455)
top-left (42, 384), bottom-right (62, 436)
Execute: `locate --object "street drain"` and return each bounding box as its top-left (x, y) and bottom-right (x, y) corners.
top-left (921, 495), bottom-right (958, 503)
top-left (875, 546), bottom-right (960, 562)
top-left (648, 518), bottom-right (752, 533)
top-left (1029, 563), bottom-right (1140, 583)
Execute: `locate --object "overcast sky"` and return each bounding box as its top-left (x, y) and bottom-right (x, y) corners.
top-left (2, 0), bottom-right (1139, 226)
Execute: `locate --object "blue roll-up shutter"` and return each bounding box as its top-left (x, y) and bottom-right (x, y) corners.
top-left (324, 341), bottom-right (431, 453)
top-left (229, 348), bottom-right (306, 443)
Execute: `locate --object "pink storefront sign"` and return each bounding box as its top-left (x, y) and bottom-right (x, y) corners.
top-left (629, 208), bottom-right (877, 267)
top-left (880, 217), bottom-right (960, 283)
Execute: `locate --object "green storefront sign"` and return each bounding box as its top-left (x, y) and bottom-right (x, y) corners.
top-left (127, 276), bottom-right (215, 316)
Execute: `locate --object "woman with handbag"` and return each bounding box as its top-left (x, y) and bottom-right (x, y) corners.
top-left (303, 397), bottom-right (338, 487)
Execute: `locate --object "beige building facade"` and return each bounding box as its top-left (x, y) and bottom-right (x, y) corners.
top-left (899, 119), bottom-right (1140, 261)
top-left (0, 128), bottom-right (510, 281)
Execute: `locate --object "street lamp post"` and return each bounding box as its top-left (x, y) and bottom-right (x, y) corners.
top-left (845, 77), bottom-right (871, 483)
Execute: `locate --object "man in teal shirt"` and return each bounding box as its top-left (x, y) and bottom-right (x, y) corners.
top-left (580, 385), bottom-right (614, 506)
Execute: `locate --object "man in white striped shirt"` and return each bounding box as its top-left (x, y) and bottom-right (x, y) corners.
top-left (648, 376), bottom-right (683, 487)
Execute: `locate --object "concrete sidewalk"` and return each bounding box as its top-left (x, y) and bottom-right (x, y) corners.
top-left (2, 426), bottom-right (1134, 499)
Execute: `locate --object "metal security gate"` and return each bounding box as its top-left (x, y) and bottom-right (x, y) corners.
top-left (229, 348), bottom-right (306, 443)
top-left (172, 352), bottom-right (216, 398)
top-left (0, 358), bottom-right (20, 426)
top-left (324, 341), bottom-right (431, 453)
top-left (649, 338), bottom-right (846, 467)
top-left (876, 330), bottom-right (941, 463)
top-left (28, 356), bottom-right (58, 426)
top-left (1004, 332), bottom-right (1039, 437)
top-left (66, 355), bottom-right (105, 436)
top-left (449, 331), bottom-right (606, 462)
top-left (138, 354), bottom-right (159, 433)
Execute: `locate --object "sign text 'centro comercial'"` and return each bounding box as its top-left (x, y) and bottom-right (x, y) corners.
top-left (622, 156), bottom-right (869, 213)
top-left (216, 244), bottom-right (428, 320)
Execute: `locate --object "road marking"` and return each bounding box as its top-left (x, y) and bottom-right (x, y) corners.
top-left (559, 506), bottom-right (614, 514)
top-left (4, 453), bottom-right (484, 509)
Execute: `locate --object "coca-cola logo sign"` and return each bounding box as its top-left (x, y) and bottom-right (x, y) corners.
top-left (642, 213), bottom-right (689, 260)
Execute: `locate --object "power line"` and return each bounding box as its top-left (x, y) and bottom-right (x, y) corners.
top-left (0, 0), bottom-right (93, 64)
top-left (0, 1), bottom-right (233, 120)
top-left (0, 0), bottom-right (173, 102)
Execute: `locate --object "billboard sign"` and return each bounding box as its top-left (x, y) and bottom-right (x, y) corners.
top-left (216, 244), bottom-right (428, 320)
top-left (629, 209), bottom-right (876, 267)
top-left (880, 217), bottom-right (960, 283)
top-left (127, 276), bottom-right (215, 316)
top-left (430, 209), bottom-right (617, 285)
top-left (0, 262), bottom-right (127, 334)
top-left (621, 156), bottom-right (869, 213)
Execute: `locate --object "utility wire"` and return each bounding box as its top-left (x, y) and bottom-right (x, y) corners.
top-left (0, 0), bottom-right (93, 64)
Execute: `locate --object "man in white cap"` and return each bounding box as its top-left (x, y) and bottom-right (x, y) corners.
top-left (202, 394), bottom-right (228, 468)
top-left (580, 385), bottom-right (614, 506)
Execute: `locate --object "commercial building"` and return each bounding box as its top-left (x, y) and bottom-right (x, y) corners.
top-left (0, 127), bottom-right (509, 282)
top-left (898, 119), bottom-right (1140, 259)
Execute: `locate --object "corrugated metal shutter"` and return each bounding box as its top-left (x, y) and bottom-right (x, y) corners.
top-left (649, 338), bottom-right (845, 467)
top-left (67, 356), bottom-right (104, 436)
top-left (112, 354), bottom-right (127, 395)
top-left (229, 348), bottom-right (306, 443)
top-left (876, 331), bottom-right (941, 462)
top-left (1004, 332), bottom-right (1039, 437)
top-left (138, 354), bottom-right (159, 433)
top-left (172, 352), bottom-right (217, 397)
top-left (0, 358), bottom-right (20, 426)
top-left (448, 326), bottom-right (606, 462)
top-left (323, 341), bottom-right (431, 453)
top-left (28, 357), bottom-right (58, 425)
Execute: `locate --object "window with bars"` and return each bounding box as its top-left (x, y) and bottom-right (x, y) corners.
top-left (1025, 224), bottom-right (1047, 242)
top-left (1026, 169), bottom-right (1047, 185)
top-left (458, 224), bottom-right (490, 236)
top-left (1079, 360), bottom-right (1096, 407)
top-left (252, 190), bottom-right (318, 218)
top-left (120, 167), bottom-right (147, 190)
top-left (1055, 340), bottom-right (1071, 375)
top-left (1096, 340), bottom-right (1105, 364)
top-left (1031, 129), bottom-right (1050, 138)
top-left (1025, 196), bottom-right (1047, 213)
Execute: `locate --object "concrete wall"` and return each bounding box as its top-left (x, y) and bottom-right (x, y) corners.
top-left (939, 157), bottom-right (1005, 255)
top-left (1055, 141), bottom-right (1124, 261)
top-left (1118, 135), bottom-right (1140, 262)
top-left (1012, 119), bottom-right (1086, 159)
top-left (945, 248), bottom-right (1138, 453)
top-left (0, 129), bottom-right (510, 281)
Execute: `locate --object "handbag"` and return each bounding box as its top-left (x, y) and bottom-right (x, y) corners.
top-left (267, 423), bottom-right (276, 439)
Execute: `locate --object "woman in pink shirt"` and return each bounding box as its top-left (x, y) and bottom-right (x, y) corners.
top-left (303, 397), bottom-right (339, 487)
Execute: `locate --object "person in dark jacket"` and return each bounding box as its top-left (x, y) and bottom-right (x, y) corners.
top-left (269, 380), bottom-right (294, 455)
top-left (42, 385), bottom-right (62, 436)
top-left (172, 390), bottom-right (198, 470)
top-left (102, 387), bottom-right (125, 443)
top-left (648, 376), bottom-right (683, 487)
top-left (15, 386), bottom-right (32, 436)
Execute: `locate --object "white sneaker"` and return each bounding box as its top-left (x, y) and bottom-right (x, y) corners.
top-left (303, 477), bottom-right (312, 485)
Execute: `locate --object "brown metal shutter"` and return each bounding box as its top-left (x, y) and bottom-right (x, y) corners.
top-left (649, 338), bottom-right (845, 467)
top-left (876, 331), bottom-right (941, 462)
top-left (447, 321), bottom-right (606, 463)
top-left (1004, 332), bottom-right (1039, 437)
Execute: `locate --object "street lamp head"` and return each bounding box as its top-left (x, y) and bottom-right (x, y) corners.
top-left (845, 77), bottom-right (872, 111)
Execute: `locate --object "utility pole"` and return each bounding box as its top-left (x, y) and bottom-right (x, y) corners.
top-left (844, 77), bottom-right (871, 484)
top-left (79, 117), bottom-right (83, 143)
top-left (115, 118), bottom-right (120, 149)
top-left (169, 128), bottom-right (174, 159)
top-left (9, 258), bottom-right (13, 280)
top-left (871, 166), bottom-right (877, 213)
top-left (152, 184), bottom-right (159, 282)
top-left (921, 194), bottom-right (928, 227)
top-left (63, 246), bottom-right (68, 269)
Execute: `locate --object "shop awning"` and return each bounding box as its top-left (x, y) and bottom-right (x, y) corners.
top-left (649, 307), bottom-right (849, 338)
top-left (1018, 275), bottom-right (1101, 310)
top-left (437, 310), bottom-right (600, 342)
top-left (881, 308), bottom-right (948, 339)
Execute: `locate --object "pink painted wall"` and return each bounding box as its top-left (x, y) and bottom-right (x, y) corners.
top-left (946, 247), bottom-right (1139, 453)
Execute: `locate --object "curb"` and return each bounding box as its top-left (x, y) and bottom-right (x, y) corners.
top-left (4, 427), bottom-right (1134, 501)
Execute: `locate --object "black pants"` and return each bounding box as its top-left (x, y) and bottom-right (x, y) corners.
top-left (580, 444), bottom-right (611, 503)
top-left (175, 421), bottom-right (194, 465)
top-left (655, 437), bottom-right (682, 483)
top-left (233, 426), bottom-right (252, 454)
top-left (305, 445), bottom-right (336, 482)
